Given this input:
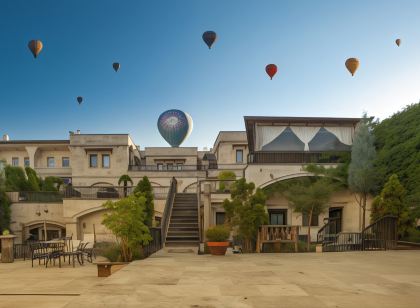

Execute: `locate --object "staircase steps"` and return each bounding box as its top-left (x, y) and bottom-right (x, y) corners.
top-left (165, 193), bottom-right (199, 248)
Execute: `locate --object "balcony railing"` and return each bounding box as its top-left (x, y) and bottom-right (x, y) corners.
top-left (129, 165), bottom-right (209, 171)
top-left (6, 191), bottom-right (63, 203)
top-left (63, 186), bottom-right (169, 200)
top-left (248, 151), bottom-right (350, 164)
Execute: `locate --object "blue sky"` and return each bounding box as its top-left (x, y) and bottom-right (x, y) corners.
top-left (1, 0), bottom-right (420, 148)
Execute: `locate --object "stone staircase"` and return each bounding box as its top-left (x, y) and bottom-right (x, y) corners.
top-left (165, 193), bottom-right (199, 247)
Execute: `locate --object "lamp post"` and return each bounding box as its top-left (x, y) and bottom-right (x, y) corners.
top-left (36, 206), bottom-right (49, 241)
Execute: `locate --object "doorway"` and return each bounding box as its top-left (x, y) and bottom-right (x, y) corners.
top-left (328, 207), bottom-right (343, 234)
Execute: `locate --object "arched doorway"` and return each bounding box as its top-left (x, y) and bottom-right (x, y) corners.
top-left (25, 221), bottom-right (66, 241)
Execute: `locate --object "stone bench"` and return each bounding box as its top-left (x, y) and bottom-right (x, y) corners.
top-left (95, 262), bottom-right (129, 277)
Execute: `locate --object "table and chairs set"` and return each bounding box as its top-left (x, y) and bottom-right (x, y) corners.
top-left (29, 237), bottom-right (96, 268)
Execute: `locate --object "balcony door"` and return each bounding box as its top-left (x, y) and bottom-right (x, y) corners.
top-left (269, 209), bottom-right (287, 225)
top-left (328, 207), bottom-right (342, 234)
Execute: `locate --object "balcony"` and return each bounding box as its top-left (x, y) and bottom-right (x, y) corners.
top-left (63, 186), bottom-right (169, 200)
top-left (248, 151), bottom-right (350, 164)
top-left (128, 165), bottom-right (209, 171)
top-left (6, 191), bottom-right (63, 203)
top-left (34, 167), bottom-right (72, 177)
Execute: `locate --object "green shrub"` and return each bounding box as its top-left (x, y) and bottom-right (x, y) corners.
top-left (218, 171), bottom-right (236, 192)
top-left (206, 225), bottom-right (230, 242)
top-left (96, 242), bottom-right (121, 262)
top-left (4, 166), bottom-right (30, 191)
top-left (2, 229), bottom-right (10, 235)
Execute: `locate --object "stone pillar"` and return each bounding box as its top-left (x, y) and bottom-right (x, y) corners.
top-left (65, 222), bottom-right (78, 239)
top-left (0, 235), bottom-right (17, 263)
top-left (25, 146), bottom-right (38, 168)
top-left (203, 184), bottom-right (212, 241)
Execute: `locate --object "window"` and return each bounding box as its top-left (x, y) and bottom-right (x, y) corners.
top-left (12, 157), bottom-right (19, 166)
top-left (157, 163), bottom-right (163, 171)
top-left (302, 212), bottom-right (319, 226)
top-left (167, 163), bottom-right (173, 170)
top-left (102, 154), bottom-right (110, 168)
top-left (62, 157), bottom-right (70, 168)
top-left (176, 163), bottom-right (183, 170)
top-left (0, 160), bottom-right (5, 171)
top-left (47, 157), bottom-right (55, 168)
top-left (269, 209), bottom-right (287, 225)
top-left (24, 157), bottom-right (30, 167)
top-left (89, 154), bottom-right (98, 168)
top-left (216, 212), bottom-right (226, 225)
top-left (236, 149), bottom-right (243, 163)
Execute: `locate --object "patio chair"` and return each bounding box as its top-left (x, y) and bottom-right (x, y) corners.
top-left (29, 243), bottom-right (49, 268)
top-left (81, 241), bottom-right (96, 263)
top-left (46, 242), bottom-right (65, 268)
top-left (61, 241), bottom-right (85, 267)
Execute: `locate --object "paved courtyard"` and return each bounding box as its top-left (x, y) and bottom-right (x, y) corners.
top-left (1, 250), bottom-right (420, 307)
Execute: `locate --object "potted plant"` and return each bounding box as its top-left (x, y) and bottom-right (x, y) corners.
top-left (206, 225), bottom-right (230, 256)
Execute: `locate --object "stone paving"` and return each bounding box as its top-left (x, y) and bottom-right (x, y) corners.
top-left (1, 250), bottom-right (420, 307)
top-left (66, 250), bottom-right (420, 308)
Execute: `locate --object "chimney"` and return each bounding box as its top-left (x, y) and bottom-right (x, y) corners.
top-left (2, 134), bottom-right (9, 141)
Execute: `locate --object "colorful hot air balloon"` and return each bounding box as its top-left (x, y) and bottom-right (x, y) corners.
top-left (112, 62), bottom-right (120, 72)
top-left (157, 109), bottom-right (193, 147)
top-left (28, 40), bottom-right (43, 58)
top-left (345, 58), bottom-right (360, 76)
top-left (395, 39), bottom-right (401, 47)
top-left (265, 64), bottom-right (277, 80)
top-left (202, 31), bottom-right (217, 49)
top-left (77, 96), bottom-right (83, 105)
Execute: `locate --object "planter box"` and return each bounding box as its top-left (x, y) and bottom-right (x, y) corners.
top-left (207, 242), bottom-right (229, 256)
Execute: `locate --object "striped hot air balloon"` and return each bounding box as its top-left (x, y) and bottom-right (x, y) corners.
top-left (157, 109), bottom-right (193, 147)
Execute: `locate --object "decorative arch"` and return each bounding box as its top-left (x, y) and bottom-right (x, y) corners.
top-left (258, 172), bottom-right (317, 189)
top-left (72, 205), bottom-right (107, 220)
top-left (183, 181), bottom-right (198, 192)
top-left (91, 182), bottom-right (114, 187)
top-left (25, 220), bottom-right (66, 229)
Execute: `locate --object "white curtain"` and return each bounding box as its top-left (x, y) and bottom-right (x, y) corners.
top-left (290, 127), bottom-right (321, 151)
top-left (324, 127), bottom-right (354, 145)
top-left (256, 126), bottom-right (287, 150)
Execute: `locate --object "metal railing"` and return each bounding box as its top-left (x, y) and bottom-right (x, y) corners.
top-left (63, 186), bottom-right (169, 200)
top-left (317, 217), bottom-right (341, 244)
top-left (7, 191), bottom-right (63, 203)
top-left (142, 227), bottom-right (162, 258)
top-left (129, 165), bottom-right (209, 171)
top-left (318, 216), bottom-right (398, 252)
top-left (248, 151), bottom-right (349, 164)
top-left (161, 177), bottom-right (177, 245)
top-left (13, 243), bottom-right (31, 260)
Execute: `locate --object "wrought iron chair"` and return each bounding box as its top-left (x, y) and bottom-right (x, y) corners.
top-left (29, 243), bottom-right (49, 267)
top-left (45, 242), bottom-right (65, 268)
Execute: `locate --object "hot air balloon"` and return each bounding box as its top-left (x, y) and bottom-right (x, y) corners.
top-left (112, 62), bottom-right (120, 72)
top-left (157, 109), bottom-right (193, 147)
top-left (265, 64), bottom-right (277, 80)
top-left (202, 31), bottom-right (217, 49)
top-left (28, 40), bottom-right (43, 58)
top-left (77, 96), bottom-right (83, 105)
top-left (395, 39), bottom-right (401, 47)
top-left (345, 58), bottom-right (360, 76)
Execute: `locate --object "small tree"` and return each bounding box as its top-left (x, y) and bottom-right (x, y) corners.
top-left (217, 171), bottom-right (236, 192)
top-left (25, 167), bottom-right (41, 191)
top-left (118, 174), bottom-right (133, 197)
top-left (0, 185), bottom-right (11, 233)
top-left (348, 114), bottom-right (377, 231)
top-left (134, 176), bottom-right (154, 227)
top-left (284, 178), bottom-right (334, 251)
top-left (4, 166), bottom-right (30, 191)
top-left (371, 174), bottom-right (412, 237)
top-left (102, 195), bottom-right (152, 262)
top-left (41, 176), bottom-right (63, 191)
top-left (223, 178), bottom-right (268, 252)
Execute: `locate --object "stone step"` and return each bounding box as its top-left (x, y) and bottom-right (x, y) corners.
top-left (165, 241), bottom-right (199, 247)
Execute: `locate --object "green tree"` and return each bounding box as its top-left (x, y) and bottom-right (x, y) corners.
top-left (4, 166), bottom-right (30, 191)
top-left (283, 178), bottom-right (334, 250)
top-left (25, 167), bottom-right (41, 191)
top-left (102, 195), bottom-right (152, 262)
top-left (373, 102), bottom-right (420, 215)
top-left (134, 176), bottom-right (154, 227)
top-left (118, 174), bottom-right (133, 197)
top-left (223, 178), bottom-right (268, 252)
top-left (371, 174), bottom-right (413, 237)
top-left (0, 168), bottom-right (11, 233)
top-left (41, 176), bottom-right (63, 191)
top-left (217, 171), bottom-right (236, 192)
top-left (348, 114), bottom-right (377, 231)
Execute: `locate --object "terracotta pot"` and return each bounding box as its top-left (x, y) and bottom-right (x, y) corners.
top-left (207, 241), bottom-right (229, 256)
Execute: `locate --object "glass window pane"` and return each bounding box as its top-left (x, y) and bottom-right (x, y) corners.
top-left (90, 154), bottom-right (98, 168)
top-left (236, 150), bottom-right (243, 163)
top-left (102, 155), bottom-right (110, 168)
top-left (47, 157), bottom-right (55, 168)
top-left (216, 212), bottom-right (225, 225)
top-left (24, 157), bottom-right (30, 167)
top-left (62, 157), bottom-right (70, 167)
top-left (12, 157), bottom-right (19, 166)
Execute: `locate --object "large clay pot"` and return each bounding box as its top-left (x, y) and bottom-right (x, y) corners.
top-left (207, 242), bottom-right (229, 256)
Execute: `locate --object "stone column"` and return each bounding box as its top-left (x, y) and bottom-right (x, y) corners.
top-left (25, 146), bottom-right (38, 168)
top-left (0, 235), bottom-right (17, 263)
top-left (202, 184), bottom-right (212, 241)
top-left (65, 222), bottom-right (78, 239)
